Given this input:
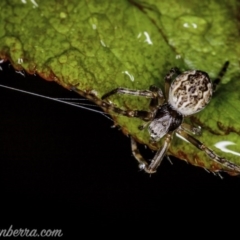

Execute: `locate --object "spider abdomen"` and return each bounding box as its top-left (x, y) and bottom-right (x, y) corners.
top-left (168, 70), bottom-right (212, 116)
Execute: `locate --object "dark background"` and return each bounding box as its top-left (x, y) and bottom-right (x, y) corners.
top-left (0, 61), bottom-right (239, 234)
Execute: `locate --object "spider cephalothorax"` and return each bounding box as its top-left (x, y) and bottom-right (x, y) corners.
top-left (148, 102), bottom-right (183, 142)
top-left (72, 61), bottom-right (240, 174)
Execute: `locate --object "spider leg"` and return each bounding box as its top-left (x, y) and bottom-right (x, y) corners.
top-left (148, 85), bottom-right (165, 110)
top-left (101, 87), bottom-right (158, 100)
top-left (147, 133), bottom-right (173, 173)
top-left (181, 122), bottom-right (201, 135)
top-left (164, 67), bottom-right (181, 101)
top-left (131, 133), bottom-right (173, 174)
top-left (177, 128), bottom-right (240, 173)
top-left (101, 85), bottom-right (165, 122)
top-left (131, 137), bottom-right (149, 170)
top-left (103, 107), bottom-right (154, 121)
top-left (70, 85), bottom-right (155, 121)
top-left (213, 61), bottom-right (229, 91)
top-left (138, 85), bottom-right (165, 130)
top-left (102, 85), bottom-right (165, 106)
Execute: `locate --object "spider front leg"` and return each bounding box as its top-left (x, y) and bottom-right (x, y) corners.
top-left (69, 84), bottom-right (152, 121)
top-left (101, 86), bottom-right (161, 100)
top-left (101, 85), bottom-right (164, 122)
top-left (177, 128), bottom-right (240, 173)
top-left (102, 85), bottom-right (165, 107)
top-left (131, 133), bottom-right (173, 174)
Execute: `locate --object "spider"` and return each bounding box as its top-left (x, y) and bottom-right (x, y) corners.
top-left (71, 61), bottom-right (240, 174)
top-left (101, 61), bottom-right (240, 174)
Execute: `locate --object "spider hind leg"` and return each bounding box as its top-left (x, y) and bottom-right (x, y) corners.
top-left (181, 123), bottom-right (202, 136)
top-left (177, 128), bottom-right (240, 174)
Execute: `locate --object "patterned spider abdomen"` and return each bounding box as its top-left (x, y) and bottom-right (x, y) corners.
top-left (168, 70), bottom-right (212, 116)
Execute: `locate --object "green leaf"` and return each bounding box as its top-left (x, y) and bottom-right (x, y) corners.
top-left (0, 0), bottom-right (240, 174)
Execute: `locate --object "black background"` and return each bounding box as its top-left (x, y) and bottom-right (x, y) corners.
top-left (0, 61), bottom-right (239, 235)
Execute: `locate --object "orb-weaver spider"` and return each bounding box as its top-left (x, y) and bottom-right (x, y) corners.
top-left (71, 61), bottom-right (240, 174)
